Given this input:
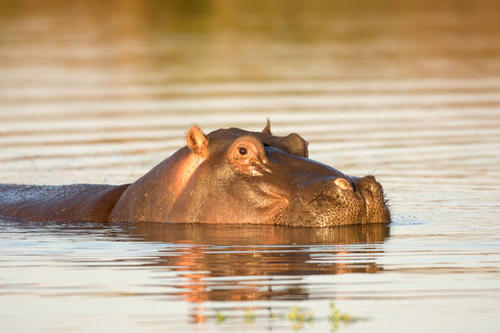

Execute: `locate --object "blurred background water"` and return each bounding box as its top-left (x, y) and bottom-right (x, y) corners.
top-left (1, 0), bottom-right (500, 332)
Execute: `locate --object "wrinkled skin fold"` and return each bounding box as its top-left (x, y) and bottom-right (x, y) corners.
top-left (0, 122), bottom-right (390, 227)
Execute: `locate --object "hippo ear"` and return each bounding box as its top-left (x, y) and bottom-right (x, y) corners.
top-left (262, 119), bottom-right (272, 135)
top-left (186, 125), bottom-right (208, 156)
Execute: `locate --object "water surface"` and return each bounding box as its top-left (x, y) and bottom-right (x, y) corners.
top-left (1, 0), bottom-right (500, 332)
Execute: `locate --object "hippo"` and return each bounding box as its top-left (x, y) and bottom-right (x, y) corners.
top-left (0, 122), bottom-right (390, 227)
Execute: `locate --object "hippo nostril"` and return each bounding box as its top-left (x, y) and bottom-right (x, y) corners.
top-left (334, 177), bottom-right (353, 191)
top-left (359, 175), bottom-right (380, 192)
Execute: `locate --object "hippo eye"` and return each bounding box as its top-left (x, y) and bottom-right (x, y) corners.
top-left (238, 147), bottom-right (247, 155)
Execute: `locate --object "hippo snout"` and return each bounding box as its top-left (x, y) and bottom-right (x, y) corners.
top-left (289, 173), bottom-right (389, 227)
top-left (355, 175), bottom-right (390, 223)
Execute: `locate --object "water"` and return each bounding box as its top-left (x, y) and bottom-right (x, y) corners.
top-left (1, 0), bottom-right (500, 332)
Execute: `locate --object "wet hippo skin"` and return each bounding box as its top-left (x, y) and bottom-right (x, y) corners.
top-left (0, 122), bottom-right (390, 227)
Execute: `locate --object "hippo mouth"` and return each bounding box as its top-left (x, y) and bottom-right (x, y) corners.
top-left (355, 175), bottom-right (391, 224)
top-left (282, 175), bottom-right (390, 227)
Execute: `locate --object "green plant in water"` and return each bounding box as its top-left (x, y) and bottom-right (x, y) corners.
top-left (215, 311), bottom-right (226, 324)
top-left (213, 302), bottom-right (354, 330)
top-left (328, 302), bottom-right (351, 331)
top-left (287, 306), bottom-right (313, 330)
top-left (245, 308), bottom-right (255, 324)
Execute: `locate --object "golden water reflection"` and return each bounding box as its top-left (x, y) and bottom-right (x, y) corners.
top-left (126, 223), bottom-right (388, 310)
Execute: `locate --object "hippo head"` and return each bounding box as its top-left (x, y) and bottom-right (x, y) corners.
top-left (161, 121), bottom-right (390, 227)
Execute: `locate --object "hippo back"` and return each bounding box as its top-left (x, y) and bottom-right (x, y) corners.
top-left (0, 183), bottom-right (129, 222)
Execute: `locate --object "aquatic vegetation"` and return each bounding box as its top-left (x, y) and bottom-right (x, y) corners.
top-left (328, 302), bottom-right (352, 331)
top-left (215, 311), bottom-right (226, 324)
top-left (287, 306), bottom-right (316, 330)
top-left (213, 302), bottom-right (355, 331)
top-left (244, 309), bottom-right (256, 324)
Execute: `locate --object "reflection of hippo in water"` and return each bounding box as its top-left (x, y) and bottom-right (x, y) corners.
top-left (0, 122), bottom-right (390, 227)
top-left (126, 223), bottom-right (390, 305)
